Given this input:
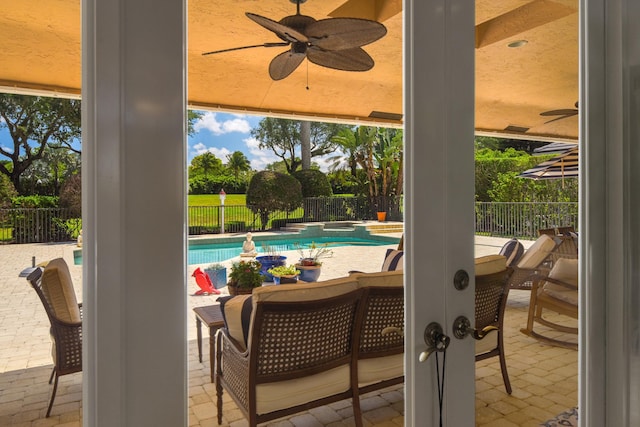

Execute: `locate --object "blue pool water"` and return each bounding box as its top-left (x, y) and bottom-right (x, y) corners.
top-left (188, 236), bottom-right (396, 265)
top-left (73, 235), bottom-right (399, 265)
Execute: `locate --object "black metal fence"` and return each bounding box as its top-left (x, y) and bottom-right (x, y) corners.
top-left (475, 202), bottom-right (578, 239)
top-left (1, 199), bottom-right (578, 244)
top-left (0, 208), bottom-right (82, 244)
top-left (187, 196), bottom-right (404, 235)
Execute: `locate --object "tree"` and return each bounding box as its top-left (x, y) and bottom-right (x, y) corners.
top-left (246, 171), bottom-right (303, 230)
top-left (21, 147), bottom-right (81, 196)
top-left (250, 118), bottom-right (345, 174)
top-left (0, 94), bottom-right (81, 194)
top-left (374, 128), bottom-right (403, 198)
top-left (187, 110), bottom-right (204, 136)
top-left (189, 152), bottom-right (223, 178)
top-left (293, 169), bottom-right (332, 197)
top-left (0, 173), bottom-right (17, 208)
top-left (328, 125), bottom-right (360, 177)
top-left (59, 173), bottom-right (82, 217)
top-left (226, 151), bottom-right (251, 180)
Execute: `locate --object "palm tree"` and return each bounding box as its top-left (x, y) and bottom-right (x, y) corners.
top-left (190, 152), bottom-right (222, 178)
top-left (226, 151), bottom-right (251, 180)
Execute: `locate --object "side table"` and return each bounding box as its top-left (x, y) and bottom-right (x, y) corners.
top-left (193, 304), bottom-right (225, 383)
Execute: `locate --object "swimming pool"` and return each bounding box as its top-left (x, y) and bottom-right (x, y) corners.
top-left (188, 235), bottom-right (397, 265)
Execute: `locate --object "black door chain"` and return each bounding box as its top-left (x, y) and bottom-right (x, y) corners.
top-left (419, 323), bottom-right (451, 426)
top-left (436, 350), bottom-right (446, 427)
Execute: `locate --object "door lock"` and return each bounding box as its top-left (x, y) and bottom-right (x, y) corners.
top-left (419, 322), bottom-right (450, 362)
top-left (452, 315), bottom-right (498, 340)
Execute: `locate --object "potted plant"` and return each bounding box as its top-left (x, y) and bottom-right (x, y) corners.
top-left (294, 242), bottom-right (333, 282)
top-left (267, 264), bottom-right (301, 285)
top-left (227, 260), bottom-right (264, 295)
top-left (256, 243), bottom-right (287, 282)
top-left (204, 263), bottom-right (227, 289)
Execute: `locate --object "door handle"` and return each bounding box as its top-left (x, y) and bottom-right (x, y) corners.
top-left (419, 322), bottom-right (450, 362)
top-left (452, 315), bottom-right (498, 340)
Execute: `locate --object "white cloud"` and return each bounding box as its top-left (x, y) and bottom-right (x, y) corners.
top-left (194, 112), bottom-right (251, 135)
top-left (189, 141), bottom-right (231, 163)
top-left (209, 147), bottom-right (232, 162)
top-left (192, 142), bottom-right (208, 154)
top-left (244, 136), bottom-right (278, 170)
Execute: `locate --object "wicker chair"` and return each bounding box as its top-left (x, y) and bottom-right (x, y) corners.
top-left (26, 258), bottom-right (82, 417)
top-left (351, 272), bottom-right (404, 397)
top-left (508, 234), bottom-right (557, 290)
top-left (215, 280), bottom-right (366, 427)
top-left (546, 234), bottom-right (578, 267)
top-left (520, 257), bottom-right (578, 349)
top-left (474, 255), bottom-right (514, 394)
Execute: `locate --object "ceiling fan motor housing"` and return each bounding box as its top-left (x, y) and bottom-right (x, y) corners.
top-left (292, 41), bottom-right (308, 54)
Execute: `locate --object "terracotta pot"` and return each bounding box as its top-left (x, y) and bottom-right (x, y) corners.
top-left (377, 212), bottom-right (387, 222)
top-left (227, 282), bottom-right (254, 296)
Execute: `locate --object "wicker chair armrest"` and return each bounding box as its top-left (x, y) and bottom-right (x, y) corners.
top-left (50, 316), bottom-right (83, 329)
top-left (536, 275), bottom-right (578, 291)
top-left (217, 329), bottom-right (250, 406)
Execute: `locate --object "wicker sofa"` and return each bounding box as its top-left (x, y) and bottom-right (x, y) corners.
top-left (214, 270), bottom-right (404, 427)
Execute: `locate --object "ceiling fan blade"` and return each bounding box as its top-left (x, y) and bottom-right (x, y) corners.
top-left (543, 115), bottom-right (577, 124)
top-left (269, 50), bottom-right (306, 80)
top-left (202, 42), bottom-right (289, 56)
top-left (306, 18), bottom-right (387, 50)
top-left (540, 109), bottom-right (578, 117)
top-left (246, 12), bottom-right (308, 43)
top-left (307, 47), bottom-right (374, 71)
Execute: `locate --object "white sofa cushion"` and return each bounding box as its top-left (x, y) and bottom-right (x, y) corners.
top-left (252, 276), bottom-right (360, 304)
top-left (350, 270), bottom-right (404, 288)
top-left (358, 354), bottom-right (404, 387)
top-left (41, 258), bottom-right (81, 323)
top-left (256, 365), bottom-right (350, 414)
top-left (475, 254), bottom-right (507, 276)
top-left (542, 257), bottom-right (578, 305)
top-left (516, 234), bottom-right (556, 269)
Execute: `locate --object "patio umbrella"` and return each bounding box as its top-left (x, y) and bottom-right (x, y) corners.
top-left (518, 146), bottom-right (579, 186)
top-left (532, 142), bottom-right (577, 155)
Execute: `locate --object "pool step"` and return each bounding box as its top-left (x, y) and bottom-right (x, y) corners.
top-left (278, 223), bottom-right (306, 233)
top-left (279, 221), bottom-right (360, 233)
top-left (365, 223), bottom-right (404, 234)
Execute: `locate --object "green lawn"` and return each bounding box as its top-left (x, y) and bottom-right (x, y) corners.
top-left (188, 194), bottom-right (246, 206)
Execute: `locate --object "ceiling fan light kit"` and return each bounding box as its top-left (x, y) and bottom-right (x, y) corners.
top-left (203, 0), bottom-right (387, 81)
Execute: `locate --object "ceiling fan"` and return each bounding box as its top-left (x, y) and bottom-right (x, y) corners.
top-left (202, 0), bottom-right (387, 81)
top-left (540, 101), bottom-right (579, 124)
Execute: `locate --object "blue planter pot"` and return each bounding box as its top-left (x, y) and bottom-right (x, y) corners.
top-left (296, 265), bottom-right (322, 282)
top-left (204, 268), bottom-right (227, 289)
top-left (255, 255), bottom-right (287, 282)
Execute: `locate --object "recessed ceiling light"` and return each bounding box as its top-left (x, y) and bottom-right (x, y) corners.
top-left (508, 40), bottom-right (528, 48)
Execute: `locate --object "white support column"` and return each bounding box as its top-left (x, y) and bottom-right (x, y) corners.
top-left (582, 0), bottom-right (640, 425)
top-left (82, 1), bottom-right (187, 425)
top-left (405, 0), bottom-right (475, 425)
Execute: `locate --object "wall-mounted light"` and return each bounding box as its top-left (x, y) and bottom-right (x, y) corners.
top-left (508, 40), bottom-right (528, 48)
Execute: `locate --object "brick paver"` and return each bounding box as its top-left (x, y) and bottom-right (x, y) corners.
top-left (0, 236), bottom-right (577, 426)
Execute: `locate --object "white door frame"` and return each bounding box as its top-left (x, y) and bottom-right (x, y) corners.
top-left (80, 0), bottom-right (640, 425)
top-left (580, 0), bottom-right (640, 425)
top-left (404, 0), bottom-right (475, 424)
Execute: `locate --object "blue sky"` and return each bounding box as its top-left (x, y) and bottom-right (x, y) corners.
top-left (1, 112), bottom-right (336, 171)
top-left (189, 111), bottom-right (276, 170)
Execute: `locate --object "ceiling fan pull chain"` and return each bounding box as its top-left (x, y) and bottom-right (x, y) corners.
top-left (306, 60), bottom-right (310, 90)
